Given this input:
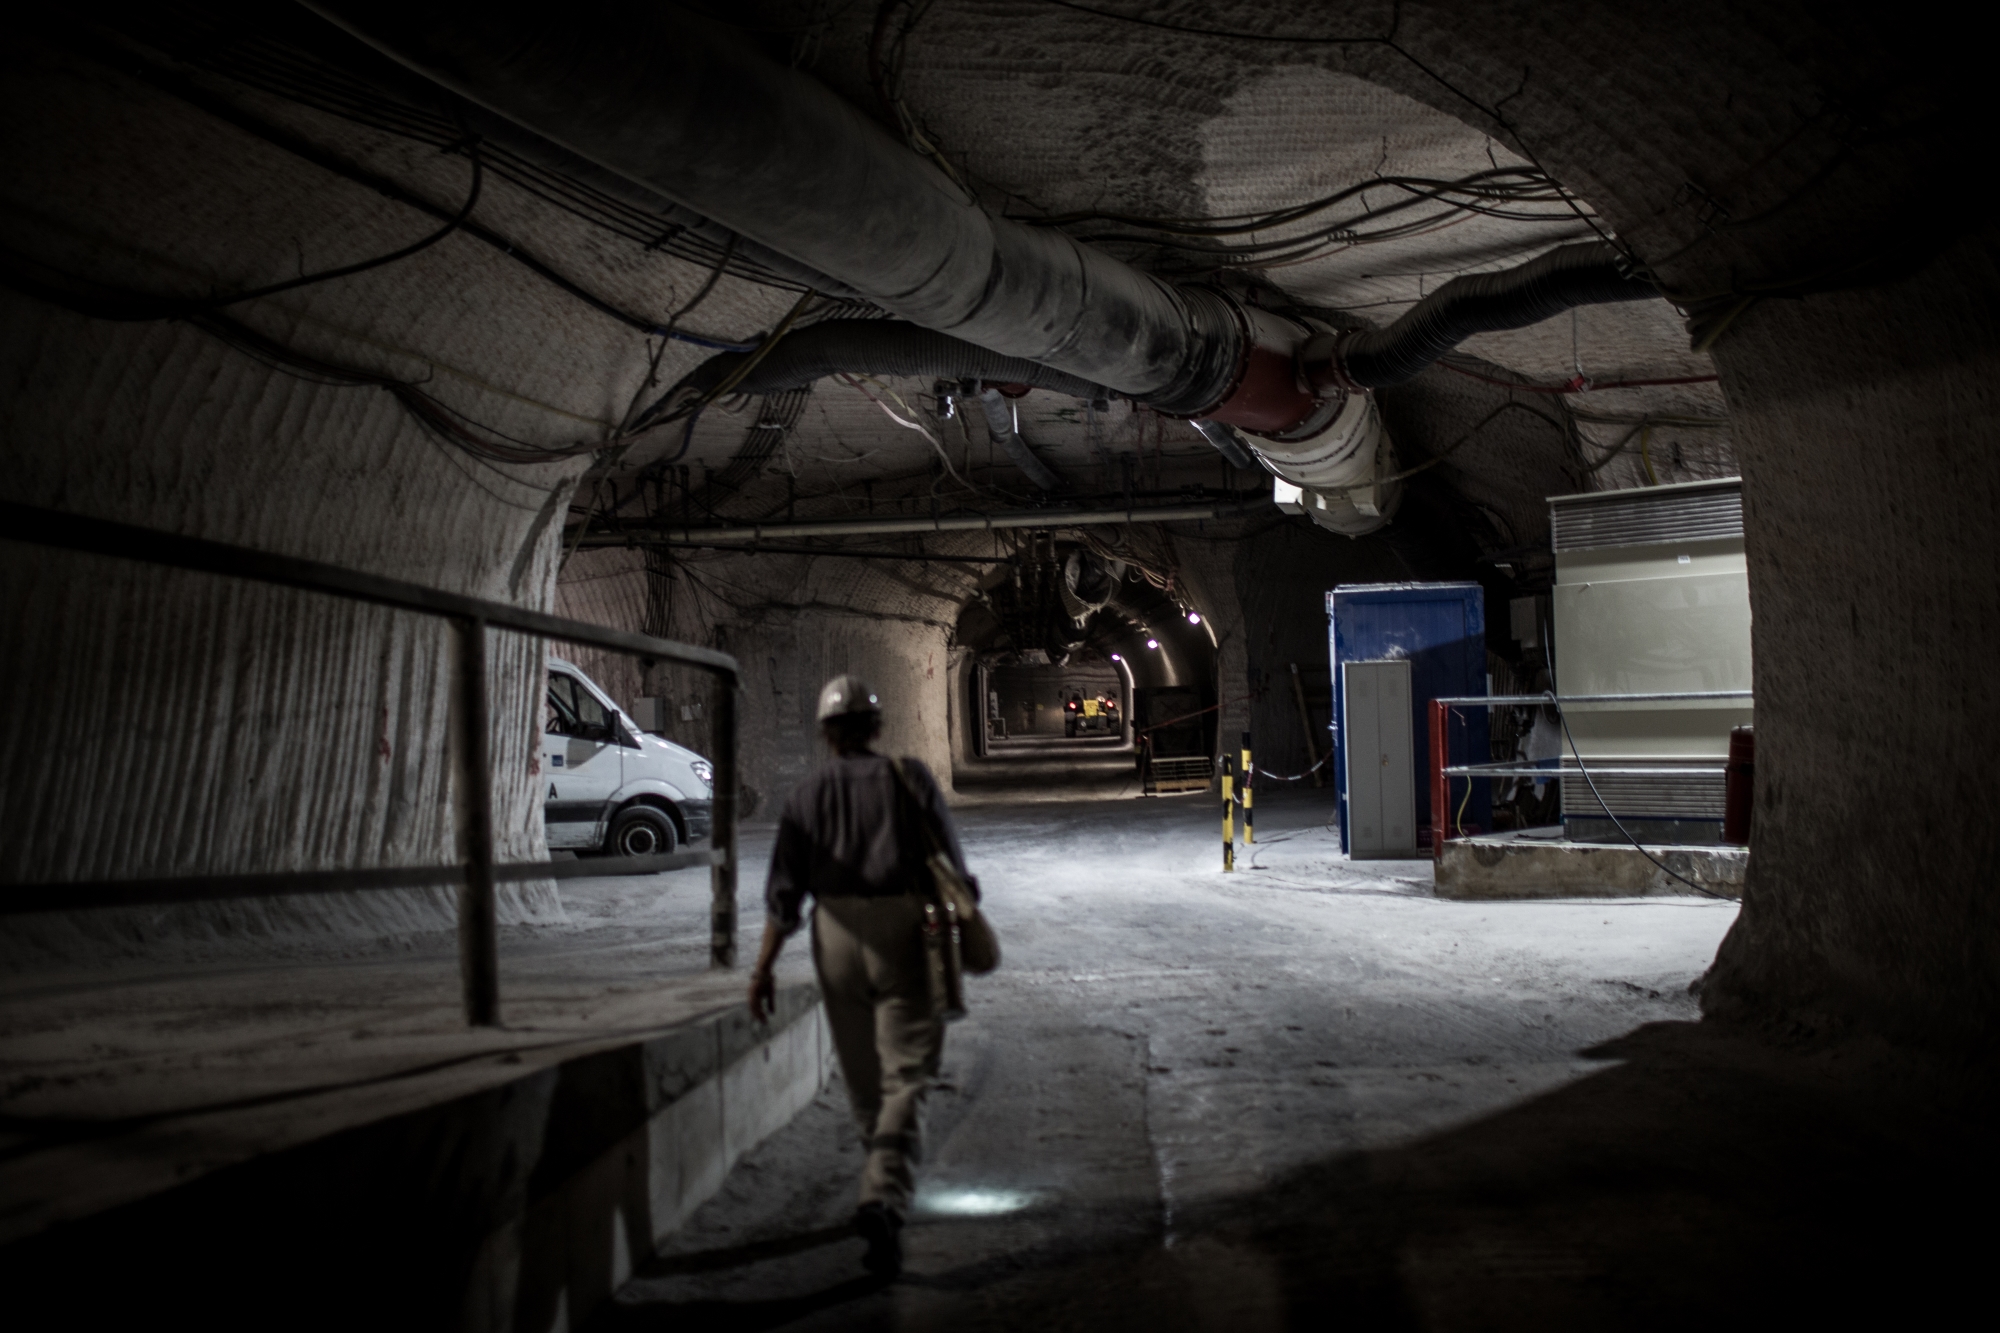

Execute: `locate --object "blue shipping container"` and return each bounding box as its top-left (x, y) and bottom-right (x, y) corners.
top-left (1328, 583), bottom-right (1489, 854)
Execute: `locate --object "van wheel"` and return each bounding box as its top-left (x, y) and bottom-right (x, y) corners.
top-left (607, 805), bottom-right (679, 858)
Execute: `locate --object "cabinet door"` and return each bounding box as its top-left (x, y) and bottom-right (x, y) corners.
top-left (1343, 659), bottom-right (1416, 859)
top-left (543, 671), bottom-right (622, 850)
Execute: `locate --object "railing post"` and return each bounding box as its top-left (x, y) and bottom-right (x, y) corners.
top-left (1429, 698), bottom-right (1450, 862)
top-left (709, 670), bottom-right (738, 967)
top-left (453, 616), bottom-right (500, 1026)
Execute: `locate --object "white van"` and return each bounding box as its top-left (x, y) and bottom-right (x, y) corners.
top-left (543, 657), bottom-right (714, 857)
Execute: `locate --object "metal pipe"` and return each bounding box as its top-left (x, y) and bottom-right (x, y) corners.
top-left (0, 850), bottom-right (730, 915)
top-left (1429, 698), bottom-right (1451, 862)
top-left (577, 500), bottom-right (1268, 545)
top-left (630, 539), bottom-right (1013, 564)
top-left (2, 500), bottom-right (738, 674)
top-left (453, 616), bottom-right (500, 1027)
top-left (1444, 764), bottom-right (1728, 777)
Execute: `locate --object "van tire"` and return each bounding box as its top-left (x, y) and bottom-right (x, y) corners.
top-left (606, 805), bottom-right (679, 858)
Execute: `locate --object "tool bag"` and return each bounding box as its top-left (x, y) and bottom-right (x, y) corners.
top-left (889, 759), bottom-right (1000, 1021)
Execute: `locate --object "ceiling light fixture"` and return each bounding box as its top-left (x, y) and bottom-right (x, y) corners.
top-left (1186, 612), bottom-right (1201, 625)
top-left (1146, 638), bottom-right (1159, 650)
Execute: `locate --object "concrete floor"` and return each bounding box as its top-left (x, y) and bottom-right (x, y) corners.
top-left (7, 787), bottom-right (1987, 1326)
top-left (596, 788), bottom-right (1885, 1330)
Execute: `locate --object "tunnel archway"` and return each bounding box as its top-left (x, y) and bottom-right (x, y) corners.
top-left (949, 536), bottom-right (1220, 798)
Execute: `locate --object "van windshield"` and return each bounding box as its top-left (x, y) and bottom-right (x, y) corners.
top-left (547, 672), bottom-right (611, 736)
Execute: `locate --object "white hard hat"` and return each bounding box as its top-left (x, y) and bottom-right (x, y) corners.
top-left (816, 674), bottom-right (881, 722)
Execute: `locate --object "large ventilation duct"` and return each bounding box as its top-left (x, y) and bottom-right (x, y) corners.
top-left (1258, 396), bottom-right (1401, 538)
top-left (307, 0), bottom-right (1243, 413)
top-left (311, 3), bottom-right (1653, 532)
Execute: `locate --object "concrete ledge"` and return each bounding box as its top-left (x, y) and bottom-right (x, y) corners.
top-left (0, 983), bottom-right (829, 1332)
top-left (1436, 833), bottom-right (1746, 899)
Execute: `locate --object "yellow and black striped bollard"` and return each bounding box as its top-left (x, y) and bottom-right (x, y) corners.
top-left (1240, 730), bottom-right (1254, 845)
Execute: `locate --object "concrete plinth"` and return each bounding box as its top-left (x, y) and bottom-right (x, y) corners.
top-left (1436, 830), bottom-right (1746, 899)
top-left (0, 981), bottom-right (829, 1332)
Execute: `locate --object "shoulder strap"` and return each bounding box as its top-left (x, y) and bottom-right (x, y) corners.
top-left (887, 757), bottom-right (948, 860)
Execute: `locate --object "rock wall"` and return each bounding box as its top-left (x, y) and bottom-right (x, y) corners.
top-left (0, 40), bottom-right (645, 960)
top-left (1370, 1), bottom-right (1996, 1042)
top-left (1701, 246), bottom-right (2000, 1042)
top-left (554, 545), bottom-right (966, 815)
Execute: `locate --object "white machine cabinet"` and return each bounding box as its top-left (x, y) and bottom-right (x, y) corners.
top-left (1549, 477), bottom-right (1754, 843)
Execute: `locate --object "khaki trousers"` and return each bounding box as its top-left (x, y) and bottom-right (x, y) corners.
top-left (811, 894), bottom-right (944, 1218)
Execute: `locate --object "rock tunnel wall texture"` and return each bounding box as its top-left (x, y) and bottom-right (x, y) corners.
top-left (0, 45), bottom-right (641, 960)
top-left (553, 544), bottom-right (965, 812)
top-left (1352, 0), bottom-right (1993, 1043)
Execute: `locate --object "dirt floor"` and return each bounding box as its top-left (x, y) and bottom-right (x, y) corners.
top-left (586, 788), bottom-right (1998, 1331)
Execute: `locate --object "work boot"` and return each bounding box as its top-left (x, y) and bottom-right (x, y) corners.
top-left (854, 1202), bottom-right (903, 1279)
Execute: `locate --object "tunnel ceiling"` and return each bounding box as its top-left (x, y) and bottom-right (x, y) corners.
top-left (27, 0), bottom-right (1737, 591)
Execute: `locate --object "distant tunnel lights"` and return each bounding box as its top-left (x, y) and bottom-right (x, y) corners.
top-left (1110, 652), bottom-right (1121, 661)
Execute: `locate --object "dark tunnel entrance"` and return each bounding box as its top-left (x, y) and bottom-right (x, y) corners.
top-left (954, 538), bottom-right (1217, 799)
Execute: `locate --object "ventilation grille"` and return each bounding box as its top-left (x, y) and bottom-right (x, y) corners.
top-left (1551, 482), bottom-right (1742, 552)
top-left (1563, 772), bottom-right (1725, 820)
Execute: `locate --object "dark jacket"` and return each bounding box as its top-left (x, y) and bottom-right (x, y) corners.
top-left (764, 753), bottom-right (971, 934)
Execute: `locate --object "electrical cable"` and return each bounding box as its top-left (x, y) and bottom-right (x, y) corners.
top-left (1537, 616), bottom-right (1730, 900)
top-left (1026, 0), bottom-right (1646, 276)
top-left (1039, 169), bottom-right (1592, 272)
top-left (1436, 360), bottom-right (1720, 395)
top-left (0, 251), bottom-right (641, 467)
top-left (1254, 753), bottom-right (1333, 783)
top-left (85, 12), bottom-right (837, 301)
top-left (71, 27), bottom-right (765, 349)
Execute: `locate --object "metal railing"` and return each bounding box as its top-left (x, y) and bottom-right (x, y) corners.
top-left (1426, 690), bottom-right (1753, 856)
top-left (0, 500), bottom-right (741, 1025)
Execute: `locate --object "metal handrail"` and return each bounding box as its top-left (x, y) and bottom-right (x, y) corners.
top-left (0, 849), bottom-right (729, 914)
top-left (2, 500), bottom-right (742, 1025)
top-left (1442, 763), bottom-right (1725, 778)
top-left (1433, 691), bottom-right (1753, 706)
top-left (1425, 688), bottom-right (1753, 859)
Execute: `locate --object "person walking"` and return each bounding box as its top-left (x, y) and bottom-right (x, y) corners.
top-left (746, 674), bottom-right (976, 1279)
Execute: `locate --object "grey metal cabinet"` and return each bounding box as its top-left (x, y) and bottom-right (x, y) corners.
top-left (1342, 659), bottom-right (1417, 858)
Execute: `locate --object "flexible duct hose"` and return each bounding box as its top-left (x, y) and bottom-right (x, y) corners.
top-left (1337, 241), bottom-right (1655, 389)
top-left (977, 388), bottom-right (1065, 492)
